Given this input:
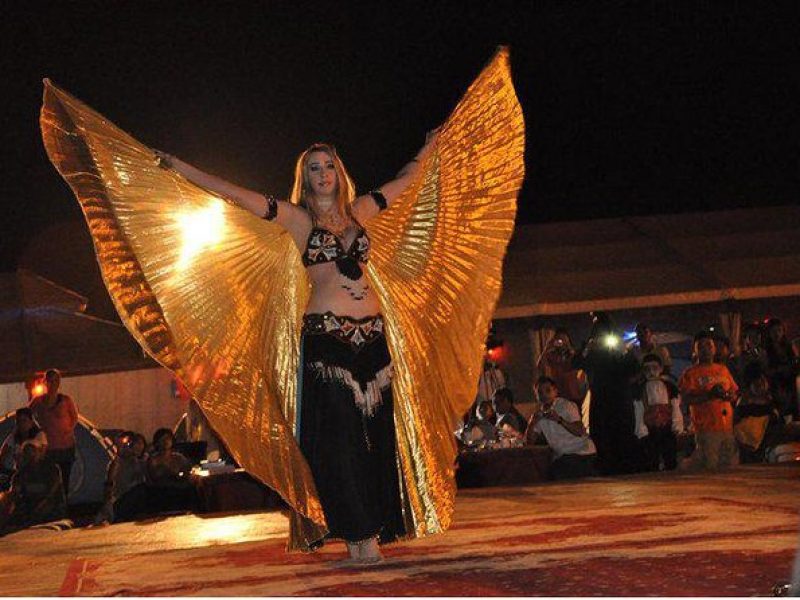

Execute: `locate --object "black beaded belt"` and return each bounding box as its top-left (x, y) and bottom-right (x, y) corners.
top-left (303, 312), bottom-right (384, 348)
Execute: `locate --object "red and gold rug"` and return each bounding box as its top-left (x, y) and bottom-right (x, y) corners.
top-left (59, 469), bottom-right (799, 596)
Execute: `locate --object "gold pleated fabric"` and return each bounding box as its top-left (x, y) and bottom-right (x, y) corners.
top-left (366, 47), bottom-right (524, 537)
top-left (40, 46), bottom-right (524, 548)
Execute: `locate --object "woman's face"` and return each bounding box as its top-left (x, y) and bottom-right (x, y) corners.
top-left (305, 151), bottom-right (338, 199)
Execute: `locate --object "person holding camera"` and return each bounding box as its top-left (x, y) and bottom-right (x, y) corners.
top-left (679, 331), bottom-right (740, 470)
top-left (538, 329), bottom-right (587, 409)
top-left (525, 376), bottom-right (597, 480)
top-left (572, 312), bottom-right (641, 475)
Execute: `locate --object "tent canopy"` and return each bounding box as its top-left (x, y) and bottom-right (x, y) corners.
top-left (497, 205), bottom-right (800, 318)
top-left (0, 270), bottom-right (154, 383)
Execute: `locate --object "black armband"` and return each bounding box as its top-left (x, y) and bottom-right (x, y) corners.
top-left (262, 195), bottom-right (278, 221)
top-left (369, 190), bottom-right (388, 211)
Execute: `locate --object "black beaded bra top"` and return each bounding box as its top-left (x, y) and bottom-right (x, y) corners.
top-left (302, 223), bottom-right (371, 280)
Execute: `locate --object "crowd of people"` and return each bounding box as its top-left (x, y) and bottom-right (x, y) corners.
top-left (0, 314), bottom-right (797, 534)
top-left (0, 369), bottom-right (197, 536)
top-left (458, 314), bottom-right (800, 480)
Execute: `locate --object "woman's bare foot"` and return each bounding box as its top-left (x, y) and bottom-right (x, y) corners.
top-left (358, 537), bottom-right (383, 564)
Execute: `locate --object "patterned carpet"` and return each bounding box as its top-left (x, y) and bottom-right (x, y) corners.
top-left (57, 467), bottom-right (799, 596)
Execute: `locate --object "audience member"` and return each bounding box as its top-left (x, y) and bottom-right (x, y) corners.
top-left (492, 388), bottom-right (527, 436)
top-left (95, 431), bottom-right (147, 524)
top-left (132, 433), bottom-right (148, 460)
top-left (460, 400), bottom-right (498, 444)
top-left (464, 356), bottom-right (507, 427)
top-left (679, 331), bottom-right (739, 470)
top-left (629, 323), bottom-right (673, 378)
top-left (538, 328), bottom-right (587, 408)
top-left (573, 312), bottom-right (641, 475)
top-left (29, 369), bottom-right (78, 497)
top-left (0, 408), bottom-right (48, 485)
top-left (731, 323), bottom-right (768, 388)
top-left (0, 441), bottom-right (66, 535)
top-left (734, 363), bottom-right (785, 463)
top-left (526, 376), bottom-right (597, 480)
top-left (764, 318), bottom-right (799, 421)
top-left (145, 428), bottom-right (196, 514)
top-left (633, 354), bottom-right (683, 471)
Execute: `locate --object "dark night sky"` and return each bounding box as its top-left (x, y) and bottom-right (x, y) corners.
top-left (3, 1), bottom-right (800, 272)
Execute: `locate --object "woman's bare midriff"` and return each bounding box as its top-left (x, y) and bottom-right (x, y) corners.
top-left (304, 261), bottom-right (381, 317)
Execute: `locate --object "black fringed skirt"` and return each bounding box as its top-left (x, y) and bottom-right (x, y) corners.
top-left (298, 312), bottom-right (406, 544)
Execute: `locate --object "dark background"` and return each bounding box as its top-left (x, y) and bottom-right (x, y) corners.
top-left (3, 0), bottom-right (799, 272)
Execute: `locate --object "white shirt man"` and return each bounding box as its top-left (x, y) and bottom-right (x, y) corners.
top-left (527, 376), bottom-right (597, 480)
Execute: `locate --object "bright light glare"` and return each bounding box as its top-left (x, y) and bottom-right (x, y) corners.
top-left (32, 383), bottom-right (46, 396)
top-left (197, 517), bottom-right (252, 544)
top-left (603, 334), bottom-right (621, 349)
top-left (176, 203), bottom-right (226, 270)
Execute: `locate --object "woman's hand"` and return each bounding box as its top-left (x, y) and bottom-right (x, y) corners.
top-left (425, 126), bottom-right (441, 145)
top-left (153, 149), bottom-right (174, 170)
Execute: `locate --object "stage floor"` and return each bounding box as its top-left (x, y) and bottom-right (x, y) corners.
top-left (2, 464), bottom-right (798, 596)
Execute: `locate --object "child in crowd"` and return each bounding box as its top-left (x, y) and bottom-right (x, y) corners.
top-left (633, 354), bottom-right (683, 471)
top-left (734, 363), bottom-right (785, 463)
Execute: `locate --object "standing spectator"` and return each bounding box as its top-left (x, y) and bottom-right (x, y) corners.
top-left (0, 441), bottom-right (66, 535)
top-left (525, 376), bottom-right (597, 480)
top-left (573, 312), bottom-right (641, 475)
top-left (538, 328), bottom-right (587, 409)
top-left (629, 323), bottom-right (673, 378)
top-left (679, 331), bottom-right (739, 470)
top-left (734, 363), bottom-right (785, 463)
top-left (29, 369), bottom-right (78, 498)
top-left (764, 318), bottom-right (799, 421)
top-left (0, 408), bottom-right (48, 482)
top-left (633, 354), bottom-right (683, 471)
top-left (492, 388), bottom-right (527, 436)
top-left (731, 323), bottom-right (768, 388)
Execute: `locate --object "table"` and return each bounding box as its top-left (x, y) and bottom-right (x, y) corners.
top-left (456, 445), bottom-right (553, 488)
top-left (192, 469), bottom-right (284, 514)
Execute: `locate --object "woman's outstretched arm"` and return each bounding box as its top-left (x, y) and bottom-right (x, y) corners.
top-left (155, 151), bottom-right (310, 235)
top-left (352, 129), bottom-right (439, 222)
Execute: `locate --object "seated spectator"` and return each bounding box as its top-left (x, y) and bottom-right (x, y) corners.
top-left (492, 387), bottom-right (527, 437)
top-left (525, 376), bottom-right (597, 480)
top-left (538, 329), bottom-right (587, 408)
top-left (145, 428), bottom-right (195, 513)
top-left (734, 363), bottom-right (785, 463)
top-left (633, 354), bottom-right (683, 471)
top-left (460, 400), bottom-right (498, 444)
top-left (94, 431), bottom-right (147, 525)
top-left (132, 433), bottom-right (149, 461)
top-left (679, 331), bottom-right (739, 471)
top-left (0, 441), bottom-right (66, 535)
top-left (0, 408), bottom-right (48, 489)
top-left (110, 428), bottom-right (196, 522)
top-left (630, 323), bottom-right (673, 378)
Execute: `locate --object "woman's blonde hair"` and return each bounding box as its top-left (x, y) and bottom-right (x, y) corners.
top-left (288, 143), bottom-right (356, 218)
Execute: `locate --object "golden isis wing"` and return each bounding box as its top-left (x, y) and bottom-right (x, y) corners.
top-left (366, 47), bottom-right (525, 537)
top-left (40, 81), bottom-right (326, 526)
